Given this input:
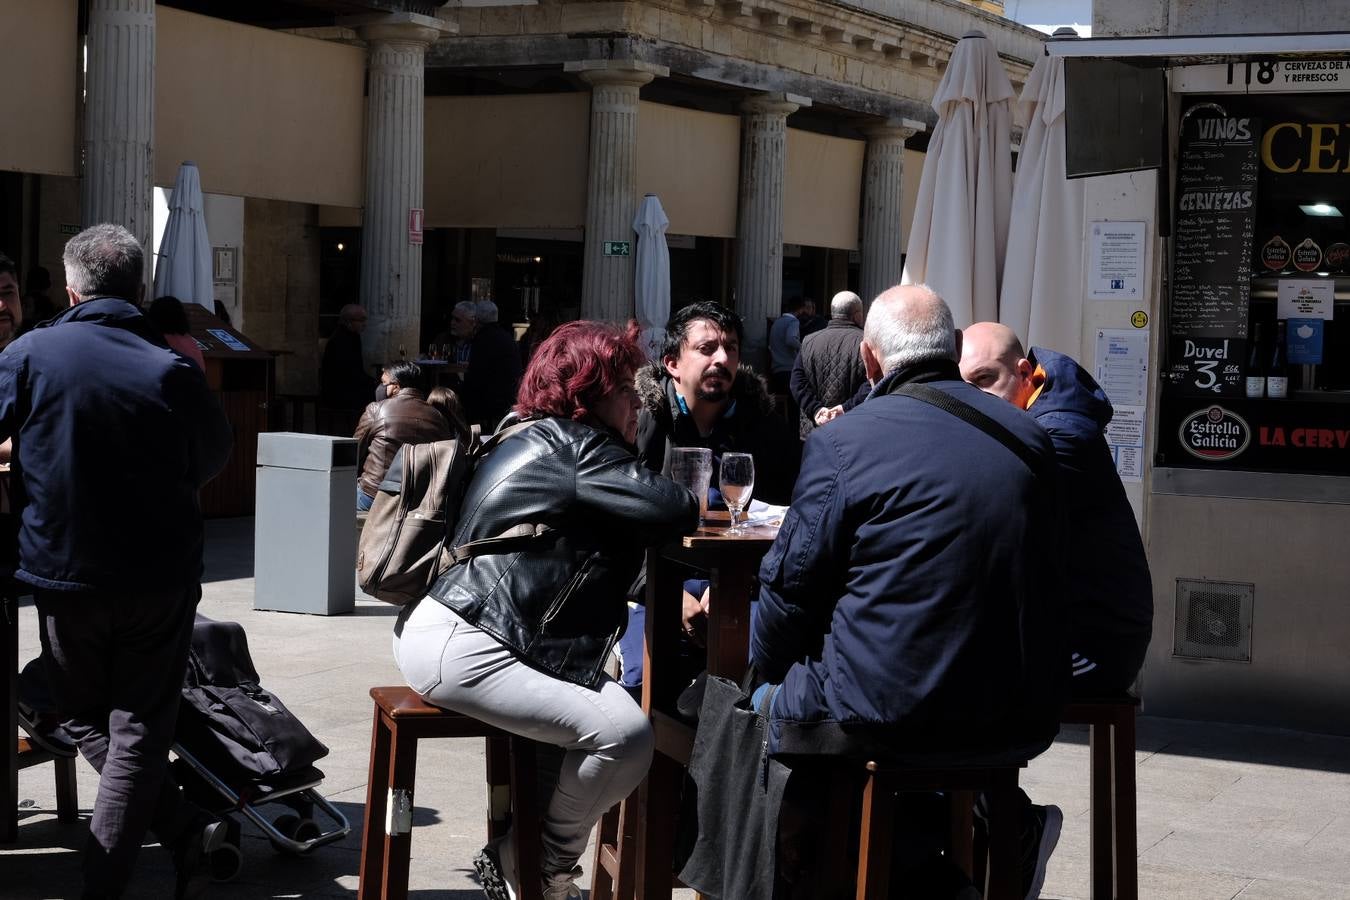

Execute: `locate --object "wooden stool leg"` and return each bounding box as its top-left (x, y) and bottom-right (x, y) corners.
top-left (381, 723), bottom-right (419, 900)
top-left (635, 752), bottom-right (682, 899)
top-left (54, 756), bottom-right (78, 822)
top-left (486, 734), bottom-right (511, 840)
top-left (985, 785), bottom-right (1020, 900)
top-left (510, 738), bottom-right (544, 900)
top-left (1090, 722), bottom-right (1113, 900)
top-left (1113, 712), bottom-right (1139, 900)
top-left (358, 708), bottom-right (393, 900)
top-left (3, 594), bottom-right (18, 844)
top-left (947, 789), bottom-right (976, 879)
top-left (591, 802), bottom-right (621, 900)
top-left (614, 791), bottom-right (640, 900)
top-left (855, 772), bottom-right (894, 900)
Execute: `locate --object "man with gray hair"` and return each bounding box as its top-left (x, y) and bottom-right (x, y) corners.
top-left (788, 289), bottom-right (866, 440)
top-left (0, 224), bottom-right (233, 898)
top-left (320, 302), bottom-right (375, 434)
top-left (455, 298), bottom-right (522, 430)
top-left (737, 284), bottom-right (1065, 896)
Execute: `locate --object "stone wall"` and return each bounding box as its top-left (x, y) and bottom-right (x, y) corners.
top-left (241, 198), bottom-right (321, 396)
top-left (434, 0), bottom-right (1041, 118)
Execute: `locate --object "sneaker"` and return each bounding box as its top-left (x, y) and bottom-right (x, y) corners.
top-left (542, 865), bottom-right (584, 900)
top-left (1022, 804), bottom-right (1063, 900)
top-left (473, 833), bottom-right (520, 900)
top-left (172, 818), bottom-right (227, 900)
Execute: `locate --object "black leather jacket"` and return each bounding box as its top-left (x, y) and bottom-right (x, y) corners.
top-left (427, 416), bottom-right (698, 686)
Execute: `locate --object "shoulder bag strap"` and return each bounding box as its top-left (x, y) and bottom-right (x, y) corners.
top-left (894, 383), bottom-right (1046, 477)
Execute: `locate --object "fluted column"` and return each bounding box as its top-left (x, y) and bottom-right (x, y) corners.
top-left (566, 59), bottom-right (668, 322)
top-left (355, 14), bottom-right (451, 368)
top-left (860, 118), bottom-right (924, 306)
top-left (734, 93), bottom-right (808, 366)
top-left (82, 0), bottom-right (155, 256)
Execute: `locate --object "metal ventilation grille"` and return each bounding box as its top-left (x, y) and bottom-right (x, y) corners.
top-left (1174, 579), bottom-right (1254, 662)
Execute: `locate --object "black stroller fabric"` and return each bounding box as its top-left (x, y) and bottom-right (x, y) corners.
top-left (178, 615), bottom-right (329, 781)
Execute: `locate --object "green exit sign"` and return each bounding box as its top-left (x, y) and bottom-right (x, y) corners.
top-left (59, 223), bottom-right (81, 236)
top-left (603, 241), bottom-right (631, 257)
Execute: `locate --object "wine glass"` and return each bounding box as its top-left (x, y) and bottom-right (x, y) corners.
top-left (719, 452), bottom-right (755, 533)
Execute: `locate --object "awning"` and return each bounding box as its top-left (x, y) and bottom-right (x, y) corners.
top-left (1043, 32), bottom-right (1350, 60)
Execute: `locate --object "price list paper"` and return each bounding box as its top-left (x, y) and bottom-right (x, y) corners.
top-left (1167, 116), bottom-right (1261, 397)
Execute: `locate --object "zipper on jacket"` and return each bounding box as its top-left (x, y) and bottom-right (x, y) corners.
top-left (539, 553), bottom-right (597, 627)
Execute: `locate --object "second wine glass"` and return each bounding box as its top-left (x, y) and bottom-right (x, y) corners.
top-left (719, 452), bottom-right (755, 532)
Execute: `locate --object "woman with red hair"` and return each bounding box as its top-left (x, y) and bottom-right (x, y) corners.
top-left (392, 320), bottom-right (697, 900)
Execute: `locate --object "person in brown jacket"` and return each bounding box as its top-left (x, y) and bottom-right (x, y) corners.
top-left (355, 361), bottom-right (453, 510)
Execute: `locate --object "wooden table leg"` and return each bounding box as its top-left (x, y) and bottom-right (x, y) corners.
top-left (706, 557), bottom-right (755, 680)
top-left (635, 750), bottom-right (683, 900)
top-left (3, 593), bottom-right (18, 844)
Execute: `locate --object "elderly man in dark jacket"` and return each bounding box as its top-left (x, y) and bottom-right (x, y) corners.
top-left (458, 300), bottom-right (523, 431)
top-left (0, 224), bottom-right (233, 899)
top-left (960, 322), bottom-right (1153, 897)
top-left (788, 290), bottom-right (867, 440)
top-left (746, 285), bottom-right (1066, 896)
top-left (960, 323), bottom-right (1153, 694)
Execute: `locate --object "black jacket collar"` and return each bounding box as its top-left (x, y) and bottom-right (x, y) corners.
top-left (872, 358), bottom-right (963, 400)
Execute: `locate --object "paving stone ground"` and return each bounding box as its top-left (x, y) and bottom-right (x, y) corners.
top-left (4, 517), bottom-right (1350, 898)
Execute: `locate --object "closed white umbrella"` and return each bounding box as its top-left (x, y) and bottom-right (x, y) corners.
top-left (901, 31), bottom-right (1015, 328)
top-left (999, 40), bottom-right (1084, 353)
top-left (154, 161), bottom-right (213, 309)
top-left (633, 193), bottom-right (670, 360)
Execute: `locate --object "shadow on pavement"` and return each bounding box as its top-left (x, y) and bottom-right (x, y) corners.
top-left (1052, 714), bottom-right (1350, 774)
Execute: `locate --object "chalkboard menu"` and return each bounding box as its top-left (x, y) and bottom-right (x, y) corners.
top-left (1167, 115), bottom-right (1261, 396)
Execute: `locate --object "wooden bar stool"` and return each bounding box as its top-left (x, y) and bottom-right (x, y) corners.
top-left (1061, 695), bottom-right (1140, 900)
top-left (358, 686), bottom-right (544, 900)
top-left (856, 762), bottom-right (1026, 900)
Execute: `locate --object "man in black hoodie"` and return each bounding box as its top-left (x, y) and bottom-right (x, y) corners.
top-left (0, 224), bottom-right (233, 899)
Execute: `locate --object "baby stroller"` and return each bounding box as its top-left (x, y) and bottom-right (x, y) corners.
top-left (170, 614), bottom-right (349, 881)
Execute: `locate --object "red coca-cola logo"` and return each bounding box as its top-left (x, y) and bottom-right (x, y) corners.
top-left (1261, 235), bottom-right (1291, 271)
top-left (1293, 238), bottom-right (1323, 272)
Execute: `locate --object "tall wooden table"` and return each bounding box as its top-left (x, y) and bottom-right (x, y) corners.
top-left (634, 519), bottom-right (779, 899)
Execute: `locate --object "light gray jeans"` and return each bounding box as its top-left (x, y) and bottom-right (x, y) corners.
top-left (393, 597), bottom-right (654, 875)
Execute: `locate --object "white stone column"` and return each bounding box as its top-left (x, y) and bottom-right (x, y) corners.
top-left (354, 14), bottom-right (451, 368)
top-left (565, 60), bottom-right (668, 323)
top-left (82, 0), bottom-right (155, 255)
top-left (734, 92), bottom-right (808, 366)
top-left (859, 118), bottom-right (924, 306)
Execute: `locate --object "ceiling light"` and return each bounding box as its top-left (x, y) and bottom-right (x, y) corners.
top-left (1300, 203), bottom-right (1342, 217)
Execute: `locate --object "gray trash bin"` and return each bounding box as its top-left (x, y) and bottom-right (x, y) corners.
top-left (254, 432), bottom-right (359, 615)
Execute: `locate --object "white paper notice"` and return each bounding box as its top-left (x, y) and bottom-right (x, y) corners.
top-left (1088, 221), bottom-right (1147, 300)
top-left (1276, 278), bottom-right (1335, 320)
top-left (1094, 329), bottom-right (1150, 482)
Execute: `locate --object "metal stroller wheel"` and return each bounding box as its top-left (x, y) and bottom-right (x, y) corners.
top-left (209, 840), bottom-right (244, 882)
top-left (270, 813), bottom-right (322, 853)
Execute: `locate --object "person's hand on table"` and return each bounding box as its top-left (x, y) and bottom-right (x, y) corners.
top-left (681, 586), bottom-right (712, 646)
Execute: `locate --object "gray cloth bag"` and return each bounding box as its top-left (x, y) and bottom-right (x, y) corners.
top-left (676, 675), bottom-right (790, 900)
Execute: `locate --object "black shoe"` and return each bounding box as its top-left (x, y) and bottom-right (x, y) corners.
top-left (173, 818), bottom-right (227, 900)
top-left (1021, 804), bottom-right (1062, 900)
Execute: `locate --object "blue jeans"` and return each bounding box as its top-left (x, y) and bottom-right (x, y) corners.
top-left (356, 487), bottom-right (374, 511)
